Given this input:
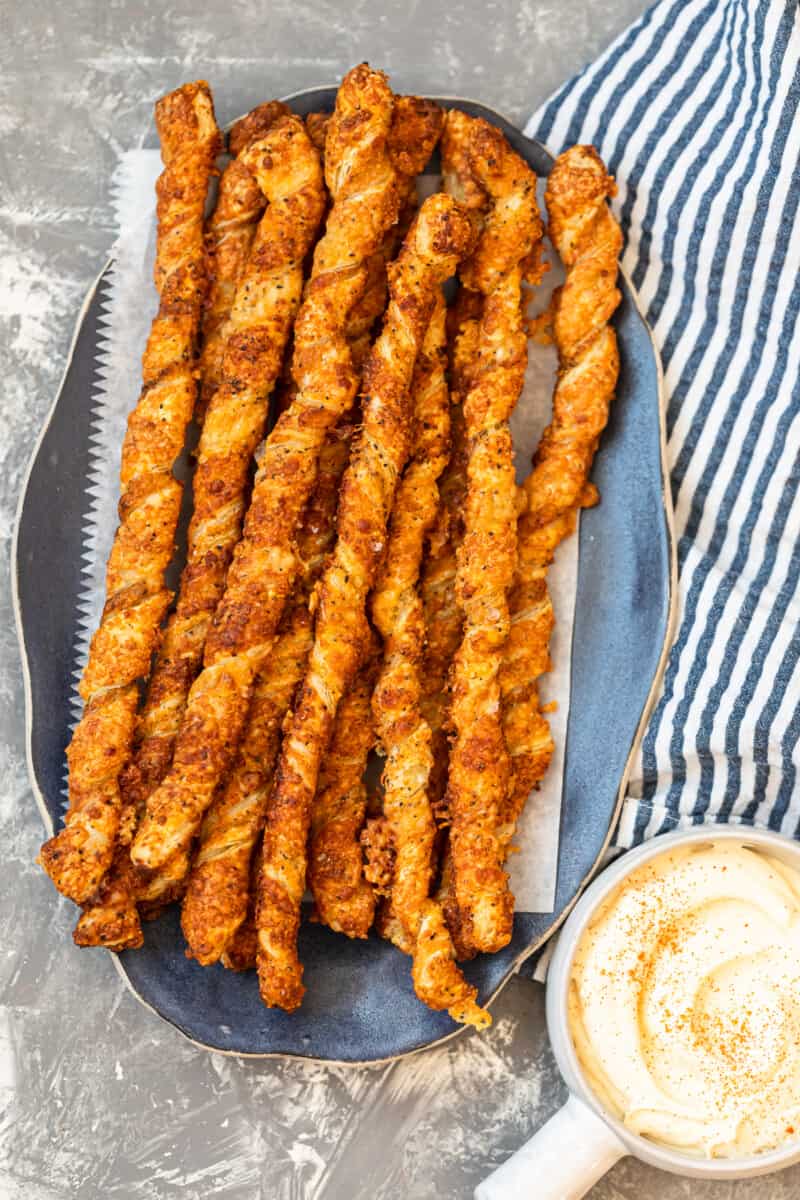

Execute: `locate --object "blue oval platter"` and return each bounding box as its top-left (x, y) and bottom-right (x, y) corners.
top-left (13, 89), bottom-right (676, 1062)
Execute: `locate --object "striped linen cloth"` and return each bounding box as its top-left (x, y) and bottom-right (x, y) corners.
top-left (525, 0), bottom-right (800, 846)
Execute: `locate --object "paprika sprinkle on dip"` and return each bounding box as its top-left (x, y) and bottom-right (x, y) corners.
top-left (568, 841), bottom-right (800, 1158)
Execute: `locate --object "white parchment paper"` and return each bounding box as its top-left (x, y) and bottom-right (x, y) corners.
top-left (75, 155), bottom-right (578, 912)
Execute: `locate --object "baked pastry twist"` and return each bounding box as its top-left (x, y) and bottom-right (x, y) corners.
top-left (370, 295), bottom-right (451, 935)
top-left (197, 102), bottom-right (291, 418)
top-left (180, 423), bottom-right (351, 963)
top-left (369, 291), bottom-right (490, 1027)
top-left (419, 286), bottom-right (483, 820)
top-left (40, 82), bottom-right (221, 904)
top-left (256, 194), bottom-right (475, 1012)
top-left (314, 299), bottom-right (451, 943)
top-left (308, 651), bottom-right (379, 937)
top-left (131, 65), bottom-right (406, 875)
top-left (181, 601), bottom-right (313, 963)
top-left (418, 114), bottom-right (490, 830)
top-left (443, 114), bottom-right (542, 956)
top-left (498, 145), bottom-right (621, 851)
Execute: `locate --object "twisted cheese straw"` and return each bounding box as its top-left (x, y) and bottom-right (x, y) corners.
top-left (353, 300), bottom-right (477, 925)
top-left (370, 293), bottom-right (451, 940)
top-left (443, 114), bottom-right (542, 956)
top-left (256, 194), bottom-right (475, 1012)
top-left (39, 83), bottom-right (221, 905)
top-left (180, 427), bottom-right (350, 962)
top-left (197, 102), bottom-right (291, 419)
top-left (368, 292), bottom-right (490, 1028)
top-left (307, 650), bottom-right (379, 937)
top-left (419, 287), bottom-right (483, 820)
top-left (73, 114), bottom-right (324, 948)
top-left (498, 145), bottom-right (621, 852)
top-left (268, 112), bottom-right (331, 417)
top-left (414, 120), bottom-right (492, 954)
top-left (130, 65), bottom-right (406, 876)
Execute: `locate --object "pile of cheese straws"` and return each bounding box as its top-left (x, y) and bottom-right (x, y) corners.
top-left (39, 65), bottom-right (622, 1028)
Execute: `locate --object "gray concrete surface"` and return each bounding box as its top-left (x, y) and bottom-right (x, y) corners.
top-left (3, 1), bottom-right (796, 1196)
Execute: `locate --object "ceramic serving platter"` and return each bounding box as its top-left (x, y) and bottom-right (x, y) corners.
top-left (13, 89), bottom-right (676, 1062)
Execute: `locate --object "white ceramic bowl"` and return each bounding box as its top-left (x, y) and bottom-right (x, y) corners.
top-left (476, 826), bottom-right (800, 1199)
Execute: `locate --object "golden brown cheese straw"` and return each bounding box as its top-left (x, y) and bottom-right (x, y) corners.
top-left (256, 193), bottom-right (475, 1013)
top-left (131, 66), bottom-right (406, 876)
top-left (274, 96), bottom-right (440, 413)
top-left (498, 145), bottom-right (621, 850)
top-left (308, 653), bottom-right (379, 937)
top-left (419, 287), bottom-right (482, 820)
top-left (370, 292), bottom-right (489, 1028)
top-left (74, 114), bottom-right (324, 947)
top-left (371, 297), bottom-right (451, 934)
top-left (443, 114), bottom-right (542, 956)
top-left (197, 102), bottom-right (291, 418)
top-left (39, 82), bottom-right (222, 905)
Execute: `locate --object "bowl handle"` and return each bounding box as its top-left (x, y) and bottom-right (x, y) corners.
top-left (474, 1092), bottom-right (626, 1200)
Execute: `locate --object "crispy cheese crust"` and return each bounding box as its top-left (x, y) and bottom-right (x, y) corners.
top-left (443, 115), bottom-right (542, 956)
top-left (180, 423), bottom-right (352, 963)
top-left (197, 102), bottom-right (291, 418)
top-left (181, 602), bottom-right (313, 963)
top-left (256, 194), bottom-right (475, 1012)
top-left (40, 82), bottom-right (221, 905)
top-left (132, 115), bottom-right (323, 840)
top-left (419, 287), bottom-right (483, 821)
top-left (498, 146), bottom-right (621, 850)
top-left (133, 115), bottom-right (323, 817)
top-left (130, 65), bottom-right (406, 876)
top-left (308, 653), bottom-right (379, 937)
top-left (369, 292), bottom-right (490, 1028)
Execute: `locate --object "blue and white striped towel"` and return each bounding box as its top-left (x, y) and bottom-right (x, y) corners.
top-left (526, 0), bottom-right (800, 846)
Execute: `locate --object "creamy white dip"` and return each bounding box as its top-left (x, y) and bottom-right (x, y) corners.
top-left (569, 841), bottom-right (800, 1157)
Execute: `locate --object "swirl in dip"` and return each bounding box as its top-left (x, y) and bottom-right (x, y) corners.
top-left (568, 840), bottom-right (800, 1157)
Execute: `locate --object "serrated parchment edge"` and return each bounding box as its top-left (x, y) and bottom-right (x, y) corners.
top-left (65, 149), bottom-right (162, 809)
